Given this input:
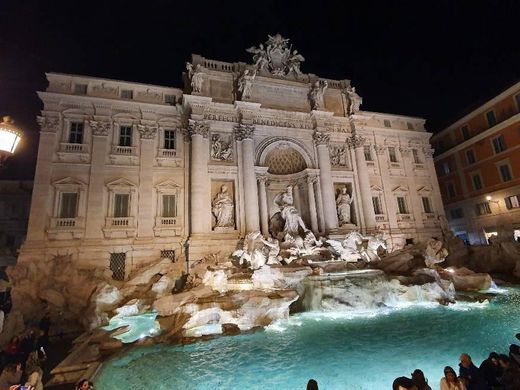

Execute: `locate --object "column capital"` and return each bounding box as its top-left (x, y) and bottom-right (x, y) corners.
top-left (307, 174), bottom-right (319, 185)
top-left (399, 146), bottom-right (411, 157)
top-left (313, 131), bottom-right (330, 146)
top-left (89, 120), bottom-right (111, 136)
top-left (346, 134), bottom-right (366, 149)
top-left (137, 124), bottom-right (158, 140)
top-left (422, 146), bottom-right (434, 157)
top-left (188, 120), bottom-right (210, 138)
top-left (37, 116), bottom-right (60, 133)
top-left (234, 123), bottom-right (255, 141)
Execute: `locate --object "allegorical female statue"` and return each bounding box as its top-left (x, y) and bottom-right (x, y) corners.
top-left (336, 186), bottom-right (354, 226)
top-left (212, 185), bottom-right (234, 228)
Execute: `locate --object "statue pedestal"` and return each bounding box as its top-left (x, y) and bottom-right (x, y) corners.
top-left (338, 223), bottom-right (358, 230)
top-left (213, 227), bottom-right (235, 233)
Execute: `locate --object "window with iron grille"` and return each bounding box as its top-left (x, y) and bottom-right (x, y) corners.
top-left (492, 135), bottom-right (507, 154)
top-left (121, 89), bottom-right (133, 99)
top-left (114, 194), bottom-right (130, 217)
top-left (59, 193), bottom-right (78, 218)
top-left (388, 147), bottom-right (398, 163)
top-left (164, 94), bottom-right (176, 105)
top-left (74, 83), bottom-right (87, 95)
top-left (498, 164), bottom-right (512, 182)
top-left (486, 111), bottom-right (497, 127)
top-left (363, 145), bottom-right (372, 161)
top-left (162, 194), bottom-right (176, 217)
top-left (109, 252), bottom-right (126, 281)
top-left (69, 122), bottom-right (84, 144)
top-left (372, 196), bottom-right (383, 215)
top-left (422, 197), bottom-right (433, 213)
top-left (164, 129), bottom-right (176, 150)
top-left (383, 119), bottom-right (391, 128)
top-left (412, 149), bottom-right (421, 164)
top-left (466, 150), bottom-right (476, 165)
top-left (161, 249), bottom-right (176, 262)
top-left (397, 197), bottom-right (408, 214)
top-left (119, 126), bottom-right (133, 147)
top-left (475, 202), bottom-right (491, 216)
top-left (505, 195), bottom-right (520, 209)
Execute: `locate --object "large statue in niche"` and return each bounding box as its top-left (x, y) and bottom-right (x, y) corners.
top-left (269, 185), bottom-right (316, 249)
top-left (212, 185), bottom-right (234, 229)
top-left (336, 186), bottom-right (354, 226)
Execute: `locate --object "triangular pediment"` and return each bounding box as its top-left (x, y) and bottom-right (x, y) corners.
top-left (52, 177), bottom-right (87, 188)
top-left (155, 179), bottom-right (181, 190)
top-left (417, 185), bottom-right (432, 194)
top-left (106, 178), bottom-right (137, 189)
top-left (370, 184), bottom-right (384, 192)
top-left (392, 185), bottom-right (408, 193)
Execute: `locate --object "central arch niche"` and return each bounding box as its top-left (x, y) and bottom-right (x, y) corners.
top-left (264, 147), bottom-right (307, 175)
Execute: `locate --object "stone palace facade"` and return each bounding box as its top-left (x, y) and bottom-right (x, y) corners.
top-left (20, 35), bottom-right (444, 277)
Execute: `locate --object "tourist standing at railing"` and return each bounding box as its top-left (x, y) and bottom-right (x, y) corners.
top-left (458, 354), bottom-right (486, 390)
top-left (440, 366), bottom-right (466, 390)
top-left (478, 352), bottom-right (501, 388)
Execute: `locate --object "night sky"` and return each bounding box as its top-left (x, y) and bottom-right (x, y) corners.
top-left (1, 0), bottom-right (519, 179)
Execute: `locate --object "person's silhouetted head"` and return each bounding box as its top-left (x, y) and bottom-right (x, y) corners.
top-left (307, 379), bottom-right (319, 390)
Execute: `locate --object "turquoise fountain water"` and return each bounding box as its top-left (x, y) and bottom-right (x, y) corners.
top-left (96, 288), bottom-right (520, 390)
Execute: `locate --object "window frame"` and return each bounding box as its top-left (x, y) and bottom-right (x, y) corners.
top-left (120, 89), bottom-right (134, 99)
top-left (461, 125), bottom-right (470, 141)
top-left (446, 182), bottom-right (456, 198)
top-left (471, 172), bottom-right (483, 191)
top-left (396, 196), bottom-right (409, 214)
top-left (113, 193), bottom-right (130, 218)
top-left (475, 201), bottom-right (492, 216)
top-left (486, 110), bottom-right (497, 127)
top-left (497, 162), bottom-right (513, 182)
top-left (68, 121), bottom-right (84, 144)
top-left (119, 125), bottom-right (133, 147)
top-left (74, 83), bottom-right (88, 95)
top-left (466, 149), bottom-right (476, 165)
top-left (163, 129), bottom-right (176, 150)
top-left (388, 146), bottom-right (398, 163)
top-left (421, 196), bottom-right (433, 213)
top-left (372, 195), bottom-right (383, 215)
top-left (491, 134), bottom-right (507, 154)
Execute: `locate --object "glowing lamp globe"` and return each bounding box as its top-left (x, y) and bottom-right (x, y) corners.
top-left (0, 116), bottom-right (22, 165)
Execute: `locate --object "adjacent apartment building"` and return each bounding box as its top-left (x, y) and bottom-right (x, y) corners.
top-left (431, 81), bottom-right (520, 244)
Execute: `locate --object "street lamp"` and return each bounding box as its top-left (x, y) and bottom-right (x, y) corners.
top-left (0, 116), bottom-right (22, 166)
top-left (485, 195), bottom-right (501, 212)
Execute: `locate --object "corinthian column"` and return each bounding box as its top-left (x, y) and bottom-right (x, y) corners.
top-left (235, 124), bottom-right (260, 232)
top-left (313, 131), bottom-right (337, 231)
top-left (347, 134), bottom-right (376, 231)
top-left (307, 175), bottom-right (319, 234)
top-left (189, 120), bottom-right (211, 234)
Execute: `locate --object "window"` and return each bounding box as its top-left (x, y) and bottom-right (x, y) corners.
top-left (59, 193), bottom-right (78, 218)
top-left (450, 208), bottom-right (464, 219)
top-left (162, 194), bottom-right (176, 217)
top-left (383, 119), bottom-right (391, 128)
top-left (397, 196), bottom-right (408, 214)
top-left (114, 194), bottom-right (130, 217)
top-left (407, 122), bottom-right (414, 130)
top-left (109, 252), bottom-right (126, 281)
top-left (372, 196), bottom-right (383, 215)
top-left (492, 135), bottom-right (507, 154)
top-left (69, 122), bottom-right (84, 144)
top-left (388, 147), bottom-right (398, 163)
top-left (422, 197), bottom-right (433, 213)
top-left (471, 173), bottom-right (483, 190)
top-left (121, 89), bottom-right (133, 99)
top-left (442, 161), bottom-right (451, 175)
top-left (466, 150), bottom-right (476, 165)
top-left (505, 195), bottom-right (520, 209)
top-left (164, 94), bottom-right (176, 105)
top-left (447, 183), bottom-right (456, 198)
top-left (164, 129), bottom-right (176, 150)
top-left (74, 83), bottom-right (87, 95)
top-left (486, 110), bottom-right (497, 127)
top-left (475, 202), bottom-right (492, 216)
top-left (364, 145), bottom-right (372, 161)
top-left (498, 163), bottom-right (512, 182)
top-left (461, 125), bottom-right (470, 140)
top-left (412, 149), bottom-right (422, 164)
top-left (160, 249), bottom-right (176, 262)
top-left (515, 94), bottom-right (520, 110)
top-left (119, 126), bottom-right (132, 147)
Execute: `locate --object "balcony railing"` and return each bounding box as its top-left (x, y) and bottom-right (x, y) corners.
top-left (111, 145), bottom-right (136, 155)
top-left (397, 213), bottom-right (412, 221)
top-left (375, 215), bottom-right (386, 222)
top-left (106, 217), bottom-right (134, 227)
top-left (423, 212), bottom-right (436, 220)
top-left (60, 143), bottom-right (88, 153)
top-left (51, 217), bottom-right (79, 228)
top-left (158, 149), bottom-right (177, 158)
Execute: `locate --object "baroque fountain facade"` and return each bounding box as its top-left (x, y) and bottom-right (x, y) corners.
top-left (7, 35), bottom-right (520, 387)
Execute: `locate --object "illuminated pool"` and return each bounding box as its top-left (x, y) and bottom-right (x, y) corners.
top-left (96, 289), bottom-right (520, 390)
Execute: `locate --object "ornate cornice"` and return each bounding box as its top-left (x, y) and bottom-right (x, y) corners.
top-left (137, 124), bottom-right (158, 140)
top-left (89, 120), bottom-right (110, 136)
top-left (37, 116), bottom-right (60, 133)
top-left (234, 124), bottom-right (255, 141)
top-left (422, 146), bottom-right (434, 157)
top-left (345, 134), bottom-right (365, 149)
top-left (188, 120), bottom-right (210, 138)
top-left (399, 146), bottom-right (411, 157)
top-left (313, 131), bottom-right (330, 146)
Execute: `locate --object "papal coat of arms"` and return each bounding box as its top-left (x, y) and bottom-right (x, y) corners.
top-left (246, 34), bottom-right (305, 77)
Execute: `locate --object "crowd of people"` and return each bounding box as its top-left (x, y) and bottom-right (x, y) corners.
top-left (393, 339), bottom-right (520, 390)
